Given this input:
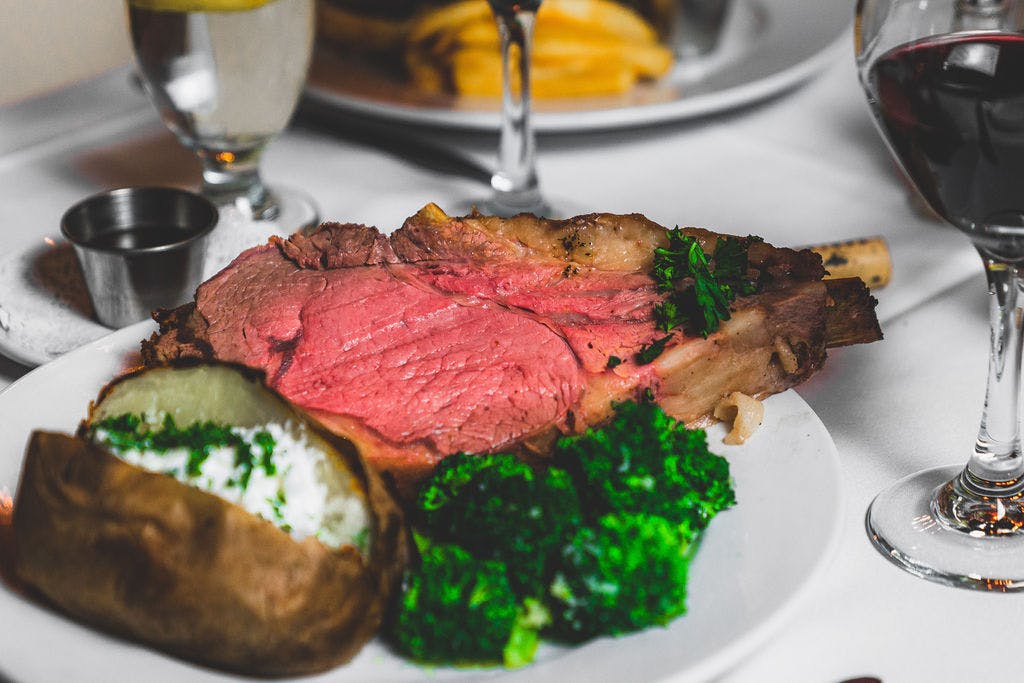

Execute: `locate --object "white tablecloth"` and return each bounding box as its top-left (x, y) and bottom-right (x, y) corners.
top-left (2, 41), bottom-right (1022, 682)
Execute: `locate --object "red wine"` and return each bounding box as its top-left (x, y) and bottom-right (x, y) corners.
top-left (869, 33), bottom-right (1024, 235)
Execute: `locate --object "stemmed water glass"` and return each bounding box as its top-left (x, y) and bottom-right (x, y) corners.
top-left (484, 0), bottom-right (552, 217)
top-left (857, 0), bottom-right (1024, 589)
top-left (127, 0), bottom-right (318, 272)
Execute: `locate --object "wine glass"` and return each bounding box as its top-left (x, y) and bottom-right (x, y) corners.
top-left (127, 0), bottom-right (318, 271)
top-left (857, 0), bottom-right (1024, 589)
top-left (484, 0), bottom-right (552, 217)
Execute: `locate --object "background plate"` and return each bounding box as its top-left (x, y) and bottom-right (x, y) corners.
top-left (0, 320), bottom-right (843, 683)
top-left (304, 0), bottom-right (852, 132)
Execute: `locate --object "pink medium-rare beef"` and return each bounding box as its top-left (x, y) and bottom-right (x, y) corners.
top-left (192, 245), bottom-right (582, 463)
top-left (409, 263), bottom-right (658, 322)
top-left (144, 203), bottom-right (881, 493)
top-left (195, 246), bottom-right (325, 382)
top-left (403, 261), bottom-right (660, 374)
top-left (275, 275), bottom-right (582, 456)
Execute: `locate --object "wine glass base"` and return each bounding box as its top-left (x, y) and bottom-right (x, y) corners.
top-left (202, 184), bottom-right (319, 278)
top-left (479, 192), bottom-right (553, 219)
top-left (866, 464), bottom-right (1024, 592)
top-left (455, 194), bottom-right (591, 220)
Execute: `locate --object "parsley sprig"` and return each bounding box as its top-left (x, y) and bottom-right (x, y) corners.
top-left (651, 231), bottom-right (762, 340)
top-left (634, 336), bottom-right (672, 365)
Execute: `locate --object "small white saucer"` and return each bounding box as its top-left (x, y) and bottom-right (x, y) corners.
top-left (0, 238), bottom-right (109, 367)
top-left (0, 205), bottom-right (297, 368)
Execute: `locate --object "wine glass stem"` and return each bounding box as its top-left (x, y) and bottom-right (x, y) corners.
top-left (971, 251), bottom-right (1024, 485)
top-left (930, 249), bottom-right (1024, 535)
top-left (489, 6), bottom-right (545, 214)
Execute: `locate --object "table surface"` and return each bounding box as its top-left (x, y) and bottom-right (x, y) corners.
top-left (2, 37), bottom-right (1023, 683)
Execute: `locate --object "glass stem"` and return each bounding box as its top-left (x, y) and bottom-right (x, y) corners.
top-left (489, 5), bottom-right (546, 216)
top-left (933, 248), bottom-right (1024, 534)
top-left (199, 146), bottom-right (277, 220)
top-left (970, 252), bottom-right (1024, 484)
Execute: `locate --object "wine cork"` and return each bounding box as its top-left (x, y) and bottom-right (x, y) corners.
top-left (809, 237), bottom-right (892, 289)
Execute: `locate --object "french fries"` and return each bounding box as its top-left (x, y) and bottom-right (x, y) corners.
top-left (405, 0), bottom-right (673, 98)
top-left (316, 2), bottom-right (412, 54)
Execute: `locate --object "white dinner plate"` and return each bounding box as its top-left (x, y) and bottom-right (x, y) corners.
top-left (0, 320), bottom-right (843, 683)
top-left (304, 0), bottom-right (851, 132)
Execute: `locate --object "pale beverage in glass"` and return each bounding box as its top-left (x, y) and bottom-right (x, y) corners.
top-left (128, 0), bottom-right (317, 228)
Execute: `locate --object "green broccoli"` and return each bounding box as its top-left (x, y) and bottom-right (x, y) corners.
top-left (416, 452), bottom-right (583, 594)
top-left (545, 513), bottom-right (692, 643)
top-left (390, 402), bottom-right (737, 668)
top-left (554, 400), bottom-right (735, 533)
top-left (388, 536), bottom-right (548, 667)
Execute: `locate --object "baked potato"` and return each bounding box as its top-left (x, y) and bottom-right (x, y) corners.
top-left (12, 362), bottom-right (407, 677)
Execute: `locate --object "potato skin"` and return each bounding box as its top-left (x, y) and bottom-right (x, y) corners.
top-left (13, 431), bottom-right (407, 677)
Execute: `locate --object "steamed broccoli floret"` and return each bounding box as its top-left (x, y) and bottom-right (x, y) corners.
top-left (545, 513), bottom-right (691, 643)
top-left (416, 452), bottom-right (583, 594)
top-left (389, 536), bottom-right (548, 667)
top-left (554, 400), bottom-right (735, 532)
top-left (503, 597), bottom-right (553, 668)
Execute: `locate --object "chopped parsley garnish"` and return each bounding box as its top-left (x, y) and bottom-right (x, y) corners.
top-left (352, 527), bottom-right (371, 554)
top-left (635, 335), bottom-right (672, 365)
top-left (269, 490), bottom-right (292, 532)
top-left (255, 430), bottom-right (277, 475)
top-left (652, 298), bottom-right (679, 333)
top-left (230, 442), bottom-right (254, 487)
top-left (651, 231), bottom-right (763, 339)
top-left (89, 413), bottom-right (277, 492)
top-left (606, 356), bottom-right (623, 369)
top-left (231, 429), bottom-right (277, 489)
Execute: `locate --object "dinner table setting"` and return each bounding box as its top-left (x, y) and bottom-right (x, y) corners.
top-left (2, 0), bottom-right (1024, 681)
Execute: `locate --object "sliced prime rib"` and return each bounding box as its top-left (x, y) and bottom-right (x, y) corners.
top-left (144, 203), bottom-right (881, 494)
